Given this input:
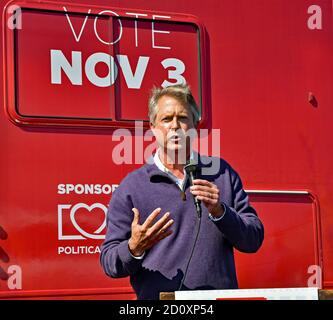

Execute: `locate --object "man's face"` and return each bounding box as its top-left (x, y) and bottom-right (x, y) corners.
top-left (150, 95), bottom-right (196, 156)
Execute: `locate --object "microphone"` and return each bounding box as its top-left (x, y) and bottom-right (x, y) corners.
top-left (178, 160), bottom-right (202, 291)
top-left (184, 160), bottom-right (202, 218)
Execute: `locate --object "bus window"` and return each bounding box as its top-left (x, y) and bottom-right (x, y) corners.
top-left (4, 3), bottom-right (207, 128)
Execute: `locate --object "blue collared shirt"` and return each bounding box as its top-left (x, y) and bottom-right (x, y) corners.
top-left (153, 149), bottom-right (191, 191)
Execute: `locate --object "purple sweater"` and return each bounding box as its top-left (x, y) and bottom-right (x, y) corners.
top-left (100, 155), bottom-right (264, 299)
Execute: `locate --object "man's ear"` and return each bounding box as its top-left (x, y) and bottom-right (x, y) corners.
top-left (194, 119), bottom-right (199, 130)
top-left (150, 123), bottom-right (156, 138)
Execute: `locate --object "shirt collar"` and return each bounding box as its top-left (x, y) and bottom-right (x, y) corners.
top-left (147, 151), bottom-right (208, 182)
top-left (153, 149), bottom-right (195, 175)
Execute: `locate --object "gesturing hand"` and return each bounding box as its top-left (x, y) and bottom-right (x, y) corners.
top-left (128, 207), bottom-right (174, 257)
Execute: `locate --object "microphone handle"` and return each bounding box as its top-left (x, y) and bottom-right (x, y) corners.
top-left (189, 172), bottom-right (202, 218)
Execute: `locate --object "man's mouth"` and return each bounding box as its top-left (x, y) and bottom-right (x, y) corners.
top-left (169, 135), bottom-right (181, 142)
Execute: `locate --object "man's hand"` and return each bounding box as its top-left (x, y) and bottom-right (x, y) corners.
top-left (128, 208), bottom-right (174, 257)
top-left (190, 179), bottom-right (224, 218)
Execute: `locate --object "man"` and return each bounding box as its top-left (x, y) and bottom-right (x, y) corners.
top-left (100, 84), bottom-right (264, 300)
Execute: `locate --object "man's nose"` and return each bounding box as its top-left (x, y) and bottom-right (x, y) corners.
top-left (170, 117), bottom-right (180, 129)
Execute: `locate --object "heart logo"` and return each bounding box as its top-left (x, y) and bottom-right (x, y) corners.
top-left (70, 203), bottom-right (107, 239)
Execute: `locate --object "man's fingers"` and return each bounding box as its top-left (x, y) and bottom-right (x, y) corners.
top-left (150, 219), bottom-right (174, 242)
top-left (190, 185), bottom-right (218, 194)
top-left (142, 207), bottom-right (162, 229)
top-left (192, 179), bottom-right (214, 187)
top-left (131, 208), bottom-right (140, 225)
top-left (151, 229), bottom-right (173, 245)
top-left (159, 218), bottom-right (174, 233)
top-left (149, 212), bottom-right (172, 234)
top-left (196, 195), bottom-right (216, 204)
top-left (191, 190), bottom-right (218, 199)
top-left (192, 180), bottom-right (219, 194)
top-left (157, 229), bottom-right (173, 241)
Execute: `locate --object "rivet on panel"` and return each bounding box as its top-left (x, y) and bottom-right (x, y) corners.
top-left (308, 92), bottom-right (318, 108)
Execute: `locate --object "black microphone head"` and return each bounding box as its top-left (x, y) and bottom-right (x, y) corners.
top-left (184, 160), bottom-right (198, 174)
top-left (185, 159), bottom-right (202, 218)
